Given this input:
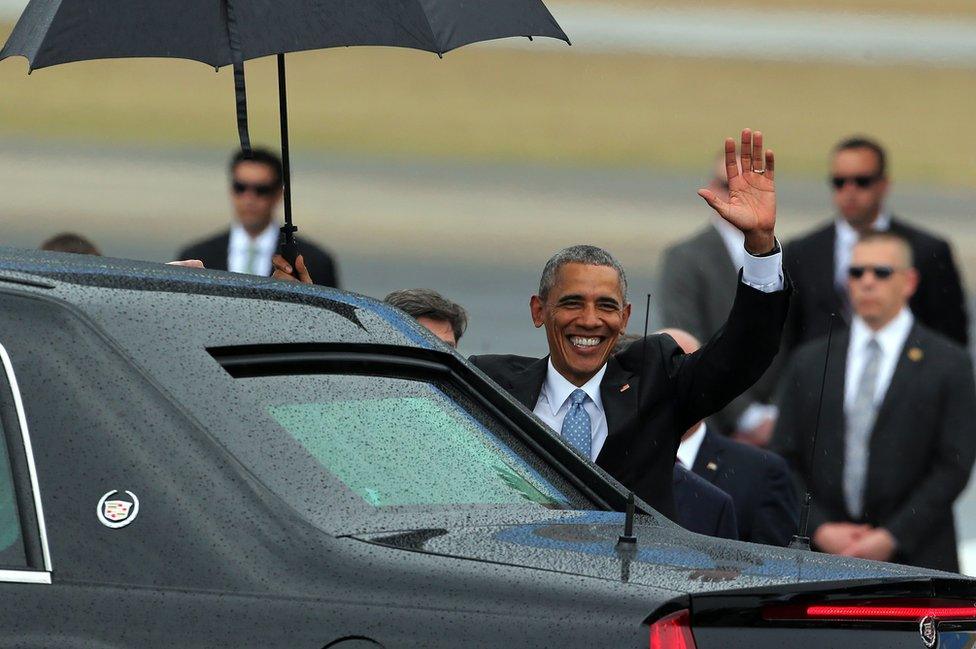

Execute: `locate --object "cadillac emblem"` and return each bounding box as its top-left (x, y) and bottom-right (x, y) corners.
top-left (919, 616), bottom-right (938, 649)
top-left (96, 490), bottom-right (140, 529)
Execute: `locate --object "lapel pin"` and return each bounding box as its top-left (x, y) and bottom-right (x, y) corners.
top-left (620, 384), bottom-right (631, 393)
top-left (706, 462), bottom-right (718, 471)
top-left (908, 347), bottom-right (924, 362)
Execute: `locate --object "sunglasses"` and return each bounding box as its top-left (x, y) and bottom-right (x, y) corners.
top-left (232, 180), bottom-right (277, 196)
top-left (848, 265), bottom-right (897, 280)
top-left (830, 175), bottom-right (880, 190)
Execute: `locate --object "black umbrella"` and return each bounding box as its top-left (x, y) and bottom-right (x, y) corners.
top-left (1, 0), bottom-right (569, 263)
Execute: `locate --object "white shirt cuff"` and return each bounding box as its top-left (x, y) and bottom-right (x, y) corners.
top-left (741, 240), bottom-right (785, 292)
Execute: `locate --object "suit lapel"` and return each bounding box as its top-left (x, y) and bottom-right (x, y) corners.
top-left (691, 430), bottom-right (722, 482)
top-left (871, 325), bottom-right (924, 436)
top-left (505, 356), bottom-right (549, 410)
top-left (599, 356), bottom-right (637, 450)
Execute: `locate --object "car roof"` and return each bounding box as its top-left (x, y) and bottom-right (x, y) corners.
top-left (0, 246), bottom-right (442, 352)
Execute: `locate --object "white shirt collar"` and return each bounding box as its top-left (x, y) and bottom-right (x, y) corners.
top-left (849, 307), bottom-right (914, 357)
top-left (542, 358), bottom-right (606, 416)
top-left (676, 422), bottom-right (707, 469)
top-left (229, 220), bottom-right (279, 252)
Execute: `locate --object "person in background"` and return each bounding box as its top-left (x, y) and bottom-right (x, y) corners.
top-left (773, 232), bottom-right (976, 570)
top-left (672, 463), bottom-right (738, 540)
top-left (384, 289), bottom-right (468, 348)
top-left (659, 153), bottom-right (777, 442)
top-left (660, 328), bottom-right (799, 546)
top-left (784, 136), bottom-right (968, 351)
top-left (178, 148), bottom-right (339, 287)
top-left (40, 232), bottom-right (101, 255)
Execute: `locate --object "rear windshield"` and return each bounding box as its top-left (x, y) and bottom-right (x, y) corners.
top-left (217, 371), bottom-right (587, 533)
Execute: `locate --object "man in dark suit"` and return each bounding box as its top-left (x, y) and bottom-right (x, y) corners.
top-left (662, 328), bottom-right (798, 546)
top-left (773, 232), bottom-right (976, 571)
top-left (469, 130), bottom-right (791, 521)
top-left (672, 465), bottom-right (738, 540)
top-left (660, 154), bottom-right (777, 442)
top-left (178, 148), bottom-right (339, 287)
top-left (784, 136), bottom-right (967, 350)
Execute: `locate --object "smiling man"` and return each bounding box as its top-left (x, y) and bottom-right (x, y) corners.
top-left (469, 130), bottom-right (791, 520)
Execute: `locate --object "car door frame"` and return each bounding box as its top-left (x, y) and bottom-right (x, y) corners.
top-left (0, 341), bottom-right (53, 583)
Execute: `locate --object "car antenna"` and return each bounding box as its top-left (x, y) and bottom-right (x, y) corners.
top-left (789, 313), bottom-right (837, 551)
top-left (617, 292), bottom-right (651, 546)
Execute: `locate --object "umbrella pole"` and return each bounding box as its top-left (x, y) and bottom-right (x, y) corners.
top-left (277, 52), bottom-right (299, 266)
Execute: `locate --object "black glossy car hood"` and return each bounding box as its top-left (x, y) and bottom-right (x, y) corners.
top-left (354, 511), bottom-right (968, 595)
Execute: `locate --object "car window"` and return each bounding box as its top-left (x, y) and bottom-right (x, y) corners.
top-left (267, 379), bottom-right (567, 509)
top-left (0, 386), bottom-right (27, 568)
top-left (263, 375), bottom-right (572, 510)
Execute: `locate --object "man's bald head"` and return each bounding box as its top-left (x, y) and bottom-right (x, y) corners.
top-left (656, 328), bottom-right (702, 355)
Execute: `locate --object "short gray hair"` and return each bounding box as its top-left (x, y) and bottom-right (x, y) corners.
top-left (538, 245), bottom-right (628, 300)
top-left (384, 288), bottom-right (469, 342)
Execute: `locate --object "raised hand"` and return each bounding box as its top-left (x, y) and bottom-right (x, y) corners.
top-left (698, 129), bottom-right (776, 254)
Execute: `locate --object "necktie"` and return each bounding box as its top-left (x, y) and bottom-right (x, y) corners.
top-left (245, 242), bottom-right (259, 275)
top-left (561, 388), bottom-right (592, 459)
top-left (844, 338), bottom-right (882, 519)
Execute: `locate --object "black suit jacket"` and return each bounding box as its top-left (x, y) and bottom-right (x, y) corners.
top-left (470, 279), bottom-right (791, 521)
top-left (784, 218), bottom-right (968, 349)
top-left (673, 464), bottom-right (738, 539)
top-left (691, 427), bottom-right (798, 546)
top-left (773, 323), bottom-right (976, 571)
top-left (177, 229), bottom-right (340, 288)
top-left (660, 225), bottom-right (780, 434)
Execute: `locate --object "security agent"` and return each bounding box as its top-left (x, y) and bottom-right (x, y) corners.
top-left (774, 231), bottom-right (976, 570)
top-left (178, 148), bottom-right (339, 287)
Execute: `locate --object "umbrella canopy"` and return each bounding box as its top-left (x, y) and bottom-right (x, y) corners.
top-left (1, 0), bottom-right (569, 266)
top-left (0, 0), bottom-right (569, 70)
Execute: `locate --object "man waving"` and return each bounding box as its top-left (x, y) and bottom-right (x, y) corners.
top-left (469, 130), bottom-right (789, 520)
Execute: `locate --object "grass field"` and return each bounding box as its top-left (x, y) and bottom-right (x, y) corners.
top-left (2, 22), bottom-right (976, 187)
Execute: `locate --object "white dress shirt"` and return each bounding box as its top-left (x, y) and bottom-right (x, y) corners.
top-left (533, 247), bottom-right (785, 459)
top-left (712, 216), bottom-right (746, 272)
top-left (228, 221), bottom-right (279, 276)
top-left (534, 360), bottom-right (609, 461)
top-left (676, 422), bottom-right (707, 469)
top-left (844, 308), bottom-right (914, 411)
top-left (834, 212), bottom-right (891, 292)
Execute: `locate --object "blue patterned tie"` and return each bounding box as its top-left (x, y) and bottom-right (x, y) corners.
top-left (561, 388), bottom-right (592, 459)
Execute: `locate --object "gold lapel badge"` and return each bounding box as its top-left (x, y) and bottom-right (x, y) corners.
top-left (908, 347), bottom-right (924, 362)
top-left (706, 462), bottom-right (718, 471)
top-left (620, 384), bottom-right (631, 393)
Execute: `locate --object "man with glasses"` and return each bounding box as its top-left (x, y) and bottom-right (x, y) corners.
top-left (773, 231), bottom-right (976, 570)
top-left (177, 148), bottom-right (339, 287)
top-left (783, 136), bottom-right (967, 349)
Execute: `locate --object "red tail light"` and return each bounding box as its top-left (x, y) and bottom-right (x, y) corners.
top-left (763, 599), bottom-right (976, 622)
top-left (649, 609), bottom-right (696, 649)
